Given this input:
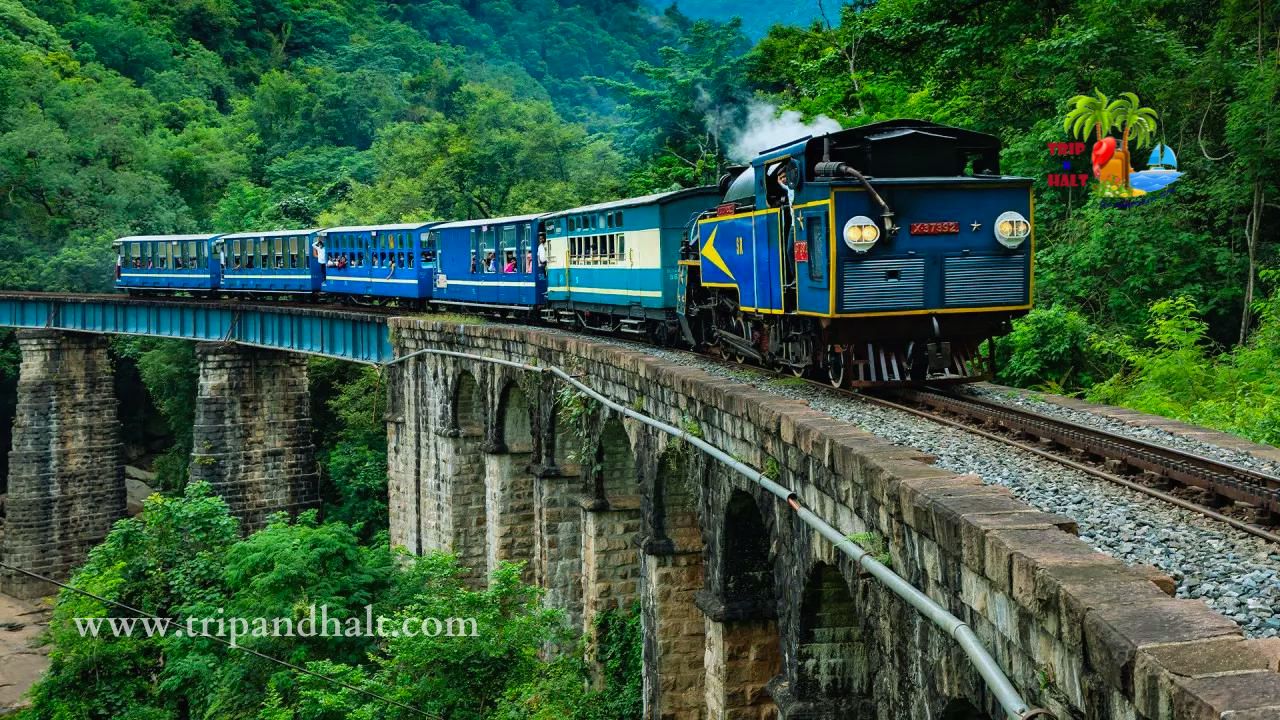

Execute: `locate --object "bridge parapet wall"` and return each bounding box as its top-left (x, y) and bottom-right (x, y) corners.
top-left (387, 318), bottom-right (1280, 720)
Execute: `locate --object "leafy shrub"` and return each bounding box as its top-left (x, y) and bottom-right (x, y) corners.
top-left (993, 305), bottom-right (1113, 391)
top-left (1089, 294), bottom-right (1280, 445)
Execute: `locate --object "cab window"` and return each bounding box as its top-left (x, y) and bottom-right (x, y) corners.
top-left (806, 216), bottom-right (826, 282)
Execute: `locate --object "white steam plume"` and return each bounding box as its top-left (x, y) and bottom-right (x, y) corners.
top-left (727, 101), bottom-right (842, 163)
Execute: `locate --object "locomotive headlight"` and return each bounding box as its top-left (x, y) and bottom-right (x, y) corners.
top-left (994, 211), bottom-right (1031, 248)
top-left (843, 215), bottom-right (880, 253)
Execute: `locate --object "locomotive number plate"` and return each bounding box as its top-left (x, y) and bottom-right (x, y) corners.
top-left (909, 221), bottom-right (960, 235)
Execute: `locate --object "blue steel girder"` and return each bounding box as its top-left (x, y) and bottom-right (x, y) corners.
top-left (0, 294), bottom-right (393, 365)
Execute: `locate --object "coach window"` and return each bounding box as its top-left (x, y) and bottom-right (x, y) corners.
top-left (187, 241), bottom-right (198, 269)
top-left (425, 231), bottom-right (438, 267)
top-left (500, 226), bottom-right (516, 273)
top-left (615, 211), bottom-right (624, 227)
top-left (807, 216), bottom-right (826, 282)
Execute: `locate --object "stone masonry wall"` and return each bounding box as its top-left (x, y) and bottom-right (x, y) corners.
top-left (388, 319), bottom-right (1280, 720)
top-left (1, 331), bottom-right (125, 599)
top-left (189, 343), bottom-right (319, 532)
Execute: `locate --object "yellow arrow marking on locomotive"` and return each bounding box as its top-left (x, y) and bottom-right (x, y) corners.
top-left (702, 227), bottom-right (735, 282)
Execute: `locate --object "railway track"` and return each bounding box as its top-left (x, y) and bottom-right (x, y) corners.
top-left (859, 386), bottom-right (1280, 545)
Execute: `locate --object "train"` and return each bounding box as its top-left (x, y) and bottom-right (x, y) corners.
top-left (114, 119), bottom-right (1034, 387)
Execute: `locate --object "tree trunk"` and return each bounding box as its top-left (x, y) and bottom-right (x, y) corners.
top-left (1121, 126), bottom-right (1131, 189)
top-left (1239, 180), bottom-right (1263, 344)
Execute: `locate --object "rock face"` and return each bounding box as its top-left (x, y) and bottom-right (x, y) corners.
top-left (0, 330), bottom-right (125, 599)
top-left (388, 318), bottom-right (1280, 720)
top-left (188, 344), bottom-right (319, 532)
top-left (125, 475), bottom-right (155, 516)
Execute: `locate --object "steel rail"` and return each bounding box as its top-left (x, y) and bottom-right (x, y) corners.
top-left (850, 389), bottom-right (1280, 545)
top-left (387, 346), bottom-right (1051, 720)
top-left (903, 388), bottom-right (1280, 515)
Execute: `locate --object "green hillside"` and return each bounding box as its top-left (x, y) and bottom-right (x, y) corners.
top-left (0, 0), bottom-right (688, 292)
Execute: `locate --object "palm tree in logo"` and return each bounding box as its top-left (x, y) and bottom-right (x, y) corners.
top-left (1064, 89), bottom-right (1121, 183)
top-left (1110, 93), bottom-right (1159, 189)
top-left (1065, 89), bottom-right (1117, 143)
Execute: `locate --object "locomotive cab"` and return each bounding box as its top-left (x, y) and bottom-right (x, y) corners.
top-left (684, 119), bottom-right (1034, 386)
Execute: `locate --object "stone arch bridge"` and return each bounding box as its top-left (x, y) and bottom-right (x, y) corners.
top-left (0, 294), bottom-right (1277, 719)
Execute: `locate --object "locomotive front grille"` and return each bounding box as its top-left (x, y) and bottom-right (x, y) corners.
top-left (839, 258), bottom-right (926, 312)
top-left (943, 255), bottom-right (1028, 307)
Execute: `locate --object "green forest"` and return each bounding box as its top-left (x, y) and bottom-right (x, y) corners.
top-left (1, 0), bottom-right (1278, 716)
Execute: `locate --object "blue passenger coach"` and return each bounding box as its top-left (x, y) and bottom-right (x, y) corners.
top-left (115, 234), bottom-right (220, 293)
top-left (216, 229), bottom-right (323, 295)
top-left (431, 215), bottom-right (543, 310)
top-left (320, 223), bottom-right (439, 301)
top-left (543, 188), bottom-right (718, 334)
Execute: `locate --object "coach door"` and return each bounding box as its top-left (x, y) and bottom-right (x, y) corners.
top-left (795, 206), bottom-right (831, 315)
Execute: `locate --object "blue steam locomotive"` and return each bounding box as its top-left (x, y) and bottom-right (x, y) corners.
top-left (114, 120), bottom-right (1033, 387)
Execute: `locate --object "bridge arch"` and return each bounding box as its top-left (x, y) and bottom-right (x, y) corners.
top-left (484, 379), bottom-right (537, 581)
top-left (639, 440), bottom-right (707, 719)
top-left (703, 487), bottom-right (781, 718)
top-left (496, 380), bottom-right (534, 454)
top-left (596, 414), bottom-right (637, 506)
top-left (452, 369), bottom-right (484, 437)
top-left (447, 368), bottom-right (487, 582)
top-left (794, 561), bottom-right (869, 713)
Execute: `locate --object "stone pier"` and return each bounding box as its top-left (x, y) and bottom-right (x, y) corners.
top-left (188, 344), bottom-right (319, 531)
top-left (0, 331), bottom-right (124, 598)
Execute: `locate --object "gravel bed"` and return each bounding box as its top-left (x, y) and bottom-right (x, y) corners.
top-left (965, 385), bottom-right (1280, 478)
top-left (572, 335), bottom-right (1280, 638)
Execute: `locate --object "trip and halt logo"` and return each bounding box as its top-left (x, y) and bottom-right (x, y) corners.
top-left (1054, 90), bottom-right (1182, 206)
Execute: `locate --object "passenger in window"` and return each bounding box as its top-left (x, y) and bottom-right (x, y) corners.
top-left (484, 250), bottom-right (496, 273)
top-left (777, 165), bottom-right (795, 207)
top-left (312, 238), bottom-right (326, 279)
top-left (503, 252), bottom-right (516, 273)
top-left (525, 250), bottom-right (533, 274)
top-left (537, 236), bottom-right (548, 276)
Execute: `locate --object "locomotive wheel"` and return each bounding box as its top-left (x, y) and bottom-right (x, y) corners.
top-left (826, 345), bottom-right (846, 388)
top-left (729, 316), bottom-right (747, 364)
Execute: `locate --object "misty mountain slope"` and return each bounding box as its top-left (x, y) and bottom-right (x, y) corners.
top-left (645, 0), bottom-right (825, 36)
